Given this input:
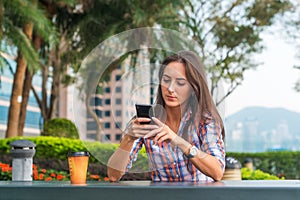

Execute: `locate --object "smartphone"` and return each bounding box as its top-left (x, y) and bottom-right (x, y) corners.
top-left (135, 104), bottom-right (154, 124)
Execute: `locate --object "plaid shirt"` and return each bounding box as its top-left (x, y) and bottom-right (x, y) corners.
top-left (126, 110), bottom-right (225, 182)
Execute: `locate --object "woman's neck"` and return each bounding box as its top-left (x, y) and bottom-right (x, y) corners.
top-left (165, 104), bottom-right (187, 133)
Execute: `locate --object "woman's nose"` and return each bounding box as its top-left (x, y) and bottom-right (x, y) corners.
top-left (168, 82), bottom-right (175, 93)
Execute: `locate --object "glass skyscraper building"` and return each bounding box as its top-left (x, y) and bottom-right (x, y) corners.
top-left (0, 59), bottom-right (42, 137)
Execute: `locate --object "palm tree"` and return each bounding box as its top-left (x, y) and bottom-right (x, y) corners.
top-left (18, 0), bottom-right (74, 135)
top-left (2, 0), bottom-right (57, 137)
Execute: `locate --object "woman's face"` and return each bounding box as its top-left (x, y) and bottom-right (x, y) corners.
top-left (161, 61), bottom-right (192, 109)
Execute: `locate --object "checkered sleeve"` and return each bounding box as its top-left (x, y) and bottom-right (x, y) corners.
top-left (126, 138), bottom-right (144, 170)
top-left (198, 116), bottom-right (226, 171)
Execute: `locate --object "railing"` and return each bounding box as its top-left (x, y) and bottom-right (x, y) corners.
top-left (0, 180), bottom-right (299, 200)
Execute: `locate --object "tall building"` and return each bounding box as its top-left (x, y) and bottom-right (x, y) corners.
top-left (0, 59), bottom-right (42, 137)
top-left (1, 49), bottom-right (153, 143)
top-left (243, 118), bottom-right (260, 152)
top-left (276, 119), bottom-right (290, 149)
top-left (86, 51), bottom-right (152, 143)
top-left (58, 82), bottom-right (87, 140)
top-left (227, 122), bottom-right (243, 152)
top-left (0, 57), bottom-right (82, 138)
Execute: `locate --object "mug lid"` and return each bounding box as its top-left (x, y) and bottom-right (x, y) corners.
top-left (68, 151), bottom-right (90, 157)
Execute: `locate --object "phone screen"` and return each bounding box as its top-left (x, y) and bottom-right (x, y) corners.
top-left (135, 104), bottom-right (154, 124)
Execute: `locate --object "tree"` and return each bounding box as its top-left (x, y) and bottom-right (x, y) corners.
top-left (2, 0), bottom-right (56, 137)
top-left (25, 0), bottom-right (74, 127)
top-left (62, 0), bottom-right (184, 141)
top-left (180, 0), bottom-right (293, 106)
top-left (12, 0), bottom-right (74, 136)
top-left (18, 35), bottom-right (42, 136)
top-left (75, 0), bottom-right (295, 140)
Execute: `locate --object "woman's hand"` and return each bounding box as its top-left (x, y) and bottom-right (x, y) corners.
top-left (144, 117), bottom-right (177, 145)
top-left (127, 117), bottom-right (158, 139)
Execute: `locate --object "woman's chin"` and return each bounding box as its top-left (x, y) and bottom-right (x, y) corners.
top-left (165, 101), bottom-right (180, 108)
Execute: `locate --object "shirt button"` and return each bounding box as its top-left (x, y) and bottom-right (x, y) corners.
top-left (173, 162), bottom-right (176, 165)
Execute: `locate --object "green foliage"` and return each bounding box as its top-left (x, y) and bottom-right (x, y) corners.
top-left (41, 118), bottom-right (79, 139)
top-left (0, 161), bottom-right (109, 181)
top-left (182, 0), bottom-right (294, 106)
top-left (2, 0), bottom-right (58, 72)
top-left (241, 168), bottom-right (283, 180)
top-left (82, 141), bottom-right (119, 164)
top-left (0, 136), bottom-right (122, 178)
top-left (1, 137), bottom-right (299, 180)
top-left (0, 136), bottom-right (117, 164)
top-left (0, 136), bottom-right (82, 160)
top-left (227, 152), bottom-right (300, 179)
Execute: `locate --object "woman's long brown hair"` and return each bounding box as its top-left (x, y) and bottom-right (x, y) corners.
top-left (155, 50), bottom-right (225, 140)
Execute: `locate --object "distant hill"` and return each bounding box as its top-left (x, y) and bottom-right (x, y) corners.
top-left (225, 106), bottom-right (300, 135)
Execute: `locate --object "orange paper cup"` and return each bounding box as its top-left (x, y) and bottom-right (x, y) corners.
top-left (68, 151), bottom-right (90, 185)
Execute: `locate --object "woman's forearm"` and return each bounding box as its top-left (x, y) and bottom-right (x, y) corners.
top-left (171, 135), bottom-right (223, 181)
top-left (107, 135), bottom-right (136, 182)
top-left (190, 153), bottom-right (224, 181)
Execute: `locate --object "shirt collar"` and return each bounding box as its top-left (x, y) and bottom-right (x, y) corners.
top-left (182, 107), bottom-right (192, 122)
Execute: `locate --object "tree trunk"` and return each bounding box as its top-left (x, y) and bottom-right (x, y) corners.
top-left (47, 47), bottom-right (60, 123)
top-left (46, 33), bottom-right (68, 123)
top-left (18, 35), bottom-right (42, 136)
top-left (6, 51), bottom-right (27, 137)
top-left (41, 62), bottom-right (49, 121)
top-left (31, 50), bottom-right (51, 126)
top-left (5, 22), bottom-right (34, 138)
top-left (18, 68), bottom-right (33, 136)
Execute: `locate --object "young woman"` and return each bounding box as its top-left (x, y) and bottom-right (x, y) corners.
top-left (107, 50), bottom-right (225, 182)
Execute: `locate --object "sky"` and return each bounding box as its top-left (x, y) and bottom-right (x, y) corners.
top-left (224, 31), bottom-right (300, 118)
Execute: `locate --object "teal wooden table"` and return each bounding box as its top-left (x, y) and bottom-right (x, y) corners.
top-left (0, 180), bottom-right (299, 200)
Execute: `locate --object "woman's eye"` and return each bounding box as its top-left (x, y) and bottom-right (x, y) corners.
top-left (177, 81), bottom-right (186, 86)
top-left (162, 78), bottom-right (170, 83)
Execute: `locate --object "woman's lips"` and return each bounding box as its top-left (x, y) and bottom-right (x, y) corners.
top-left (166, 95), bottom-right (177, 101)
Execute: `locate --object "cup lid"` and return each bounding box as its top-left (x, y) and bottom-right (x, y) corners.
top-left (68, 151), bottom-right (90, 157)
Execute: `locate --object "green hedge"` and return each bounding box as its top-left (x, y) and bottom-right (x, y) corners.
top-left (0, 136), bottom-right (148, 179)
top-left (41, 118), bottom-right (79, 139)
top-left (1, 137), bottom-right (299, 180)
top-left (241, 168), bottom-right (283, 180)
top-left (0, 136), bottom-right (118, 163)
top-left (227, 152), bottom-right (300, 179)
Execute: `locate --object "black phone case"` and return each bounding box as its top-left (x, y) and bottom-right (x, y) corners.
top-left (135, 104), bottom-right (154, 124)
